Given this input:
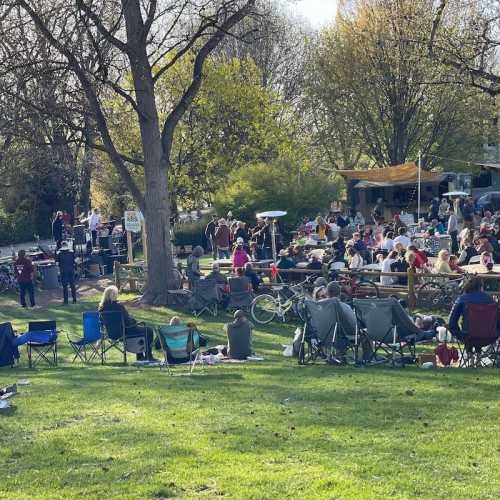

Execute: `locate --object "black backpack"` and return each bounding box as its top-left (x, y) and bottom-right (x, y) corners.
top-left (0, 323), bottom-right (18, 368)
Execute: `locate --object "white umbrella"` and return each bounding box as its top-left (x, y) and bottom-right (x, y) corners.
top-left (256, 210), bottom-right (287, 218)
top-left (442, 191), bottom-right (468, 197)
top-left (255, 211), bottom-right (287, 263)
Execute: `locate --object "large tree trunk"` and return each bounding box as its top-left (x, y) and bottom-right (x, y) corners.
top-left (123, 0), bottom-right (176, 305)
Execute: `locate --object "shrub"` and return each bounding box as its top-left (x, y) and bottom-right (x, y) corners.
top-left (214, 161), bottom-right (342, 231)
top-left (173, 216), bottom-right (209, 247)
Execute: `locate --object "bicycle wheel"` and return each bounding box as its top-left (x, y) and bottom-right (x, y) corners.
top-left (251, 294), bottom-right (278, 324)
top-left (416, 282), bottom-right (446, 310)
top-left (354, 279), bottom-right (380, 299)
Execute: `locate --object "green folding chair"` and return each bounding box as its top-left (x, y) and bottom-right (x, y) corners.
top-left (157, 324), bottom-right (201, 375)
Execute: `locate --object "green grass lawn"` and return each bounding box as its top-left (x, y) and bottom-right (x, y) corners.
top-left (1, 293), bottom-right (499, 499)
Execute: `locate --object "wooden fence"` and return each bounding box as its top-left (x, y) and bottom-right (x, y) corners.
top-left (114, 261), bottom-right (499, 309)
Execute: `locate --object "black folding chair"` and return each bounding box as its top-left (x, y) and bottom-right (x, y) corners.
top-left (99, 311), bottom-right (148, 365)
top-left (353, 298), bottom-right (415, 366)
top-left (188, 279), bottom-right (219, 317)
top-left (26, 321), bottom-right (58, 369)
top-left (227, 277), bottom-right (253, 310)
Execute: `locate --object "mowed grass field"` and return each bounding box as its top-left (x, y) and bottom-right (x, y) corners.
top-left (0, 293), bottom-right (499, 499)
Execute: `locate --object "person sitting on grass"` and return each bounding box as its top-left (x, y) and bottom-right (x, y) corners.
top-left (99, 286), bottom-right (156, 361)
top-left (225, 310), bottom-right (253, 360)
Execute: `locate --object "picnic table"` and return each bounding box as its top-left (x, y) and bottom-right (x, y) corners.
top-left (461, 264), bottom-right (500, 274)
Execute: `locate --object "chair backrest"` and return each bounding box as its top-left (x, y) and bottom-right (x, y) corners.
top-left (158, 325), bottom-right (198, 360)
top-left (353, 298), bottom-right (396, 342)
top-left (82, 312), bottom-right (102, 342)
top-left (193, 279), bottom-right (219, 303)
top-left (28, 320), bottom-right (56, 332)
top-left (99, 311), bottom-right (125, 340)
top-left (304, 298), bottom-right (342, 345)
top-left (228, 277), bottom-right (250, 294)
top-left (466, 303), bottom-right (499, 343)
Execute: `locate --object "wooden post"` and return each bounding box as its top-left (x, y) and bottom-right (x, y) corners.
top-left (142, 221), bottom-right (148, 264)
top-left (407, 268), bottom-right (417, 310)
top-left (114, 260), bottom-right (121, 290)
top-left (127, 231), bottom-right (133, 264)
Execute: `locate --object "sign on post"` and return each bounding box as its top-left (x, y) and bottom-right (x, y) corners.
top-left (124, 211), bottom-right (142, 233)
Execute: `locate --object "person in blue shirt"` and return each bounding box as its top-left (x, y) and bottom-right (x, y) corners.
top-left (448, 277), bottom-right (499, 343)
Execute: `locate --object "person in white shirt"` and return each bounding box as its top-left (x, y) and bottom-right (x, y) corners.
top-left (85, 209), bottom-right (101, 247)
top-left (380, 231), bottom-right (395, 252)
top-left (347, 247), bottom-right (364, 269)
top-left (447, 207), bottom-right (459, 254)
top-left (380, 250), bottom-right (398, 286)
top-left (393, 227), bottom-right (411, 249)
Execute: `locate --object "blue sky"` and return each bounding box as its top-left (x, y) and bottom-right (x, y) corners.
top-left (293, 0), bottom-right (338, 27)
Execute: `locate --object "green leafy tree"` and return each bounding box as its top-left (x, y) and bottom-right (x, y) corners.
top-left (214, 161), bottom-right (342, 230)
top-left (307, 0), bottom-right (489, 170)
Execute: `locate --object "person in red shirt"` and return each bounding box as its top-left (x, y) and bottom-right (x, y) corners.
top-left (407, 245), bottom-right (428, 270)
top-left (15, 250), bottom-right (36, 308)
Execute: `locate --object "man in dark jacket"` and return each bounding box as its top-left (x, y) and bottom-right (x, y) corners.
top-left (15, 250), bottom-right (36, 308)
top-left (52, 211), bottom-right (64, 250)
top-left (57, 241), bottom-right (77, 304)
top-left (205, 214), bottom-right (217, 259)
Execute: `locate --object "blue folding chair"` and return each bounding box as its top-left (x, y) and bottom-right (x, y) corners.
top-left (26, 321), bottom-right (58, 369)
top-left (67, 312), bottom-right (102, 363)
top-left (157, 324), bottom-right (200, 375)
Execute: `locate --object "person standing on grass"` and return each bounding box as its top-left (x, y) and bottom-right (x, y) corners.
top-left (15, 250), bottom-right (36, 308)
top-left (52, 211), bottom-right (64, 250)
top-left (57, 241), bottom-right (77, 304)
top-left (447, 207), bottom-right (459, 254)
top-left (205, 214), bottom-right (218, 259)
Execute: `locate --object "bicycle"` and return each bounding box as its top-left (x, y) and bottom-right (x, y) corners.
top-left (251, 275), bottom-right (317, 325)
top-left (0, 264), bottom-right (19, 294)
top-left (328, 269), bottom-right (380, 303)
top-left (416, 273), bottom-right (470, 311)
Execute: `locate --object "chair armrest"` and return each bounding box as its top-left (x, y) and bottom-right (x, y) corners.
top-left (66, 331), bottom-right (81, 342)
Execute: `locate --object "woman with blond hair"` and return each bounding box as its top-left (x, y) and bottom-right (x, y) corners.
top-left (434, 249), bottom-right (453, 275)
top-left (98, 286), bottom-right (155, 361)
top-left (316, 216), bottom-right (328, 241)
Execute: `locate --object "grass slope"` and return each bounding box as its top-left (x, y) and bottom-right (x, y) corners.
top-left (0, 294), bottom-right (499, 499)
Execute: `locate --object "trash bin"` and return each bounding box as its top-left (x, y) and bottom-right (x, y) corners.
top-left (39, 264), bottom-right (59, 290)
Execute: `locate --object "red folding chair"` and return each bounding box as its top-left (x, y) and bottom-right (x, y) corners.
top-left (459, 303), bottom-right (499, 368)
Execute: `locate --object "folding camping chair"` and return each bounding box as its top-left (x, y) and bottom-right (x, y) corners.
top-left (227, 277), bottom-right (253, 310)
top-left (26, 321), bottom-right (58, 369)
top-left (157, 324), bottom-right (200, 375)
top-left (353, 298), bottom-right (415, 366)
top-left (299, 298), bottom-right (361, 365)
top-left (67, 312), bottom-right (102, 363)
top-left (99, 311), bottom-right (149, 365)
top-left (458, 303), bottom-right (499, 368)
top-left (188, 279), bottom-right (219, 317)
